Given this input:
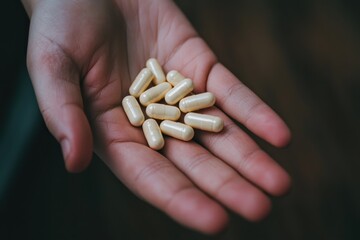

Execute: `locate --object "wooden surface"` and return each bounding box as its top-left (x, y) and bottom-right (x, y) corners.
top-left (1, 0), bottom-right (360, 239)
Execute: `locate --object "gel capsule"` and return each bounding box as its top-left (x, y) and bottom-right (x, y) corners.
top-left (179, 92), bottom-right (216, 113)
top-left (146, 103), bottom-right (181, 121)
top-left (160, 120), bottom-right (194, 141)
top-left (146, 58), bottom-right (165, 85)
top-left (122, 96), bottom-right (145, 127)
top-left (129, 68), bottom-right (154, 97)
top-left (139, 82), bottom-right (172, 106)
top-left (184, 112), bottom-right (223, 132)
top-left (166, 70), bottom-right (185, 86)
top-left (165, 78), bottom-right (193, 105)
top-left (142, 119), bottom-right (164, 150)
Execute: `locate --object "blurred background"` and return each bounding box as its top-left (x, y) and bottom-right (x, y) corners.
top-left (1, 0), bottom-right (359, 239)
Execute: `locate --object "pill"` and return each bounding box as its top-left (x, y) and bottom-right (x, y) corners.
top-left (160, 120), bottom-right (194, 141)
top-left (139, 82), bottom-right (172, 106)
top-left (146, 103), bottom-right (181, 121)
top-left (146, 58), bottom-right (166, 85)
top-left (179, 92), bottom-right (216, 113)
top-left (165, 78), bottom-right (193, 105)
top-left (166, 70), bottom-right (186, 86)
top-left (129, 68), bottom-right (154, 98)
top-left (122, 96), bottom-right (145, 127)
top-left (184, 112), bottom-right (223, 132)
top-left (142, 119), bottom-right (164, 150)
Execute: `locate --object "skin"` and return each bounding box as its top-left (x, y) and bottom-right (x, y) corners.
top-left (22, 0), bottom-right (291, 234)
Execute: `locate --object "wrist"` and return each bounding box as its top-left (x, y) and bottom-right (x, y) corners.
top-left (21, 0), bottom-right (40, 17)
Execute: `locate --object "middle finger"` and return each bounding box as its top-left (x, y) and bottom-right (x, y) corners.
top-left (163, 138), bottom-right (271, 221)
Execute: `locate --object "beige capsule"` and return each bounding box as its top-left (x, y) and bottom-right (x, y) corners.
top-left (122, 96), bottom-right (145, 127)
top-left (142, 119), bottom-right (164, 150)
top-left (146, 103), bottom-right (181, 121)
top-left (166, 70), bottom-right (186, 86)
top-left (146, 58), bottom-right (166, 85)
top-left (160, 120), bottom-right (194, 141)
top-left (129, 68), bottom-right (154, 98)
top-left (139, 82), bottom-right (172, 106)
top-left (164, 78), bottom-right (193, 105)
top-left (184, 112), bottom-right (223, 132)
top-left (179, 92), bottom-right (216, 113)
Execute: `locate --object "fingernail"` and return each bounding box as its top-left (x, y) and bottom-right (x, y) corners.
top-left (60, 139), bottom-right (71, 161)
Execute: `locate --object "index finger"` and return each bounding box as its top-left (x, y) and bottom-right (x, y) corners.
top-left (207, 63), bottom-right (291, 147)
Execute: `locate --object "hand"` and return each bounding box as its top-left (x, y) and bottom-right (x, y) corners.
top-left (23, 0), bottom-right (291, 234)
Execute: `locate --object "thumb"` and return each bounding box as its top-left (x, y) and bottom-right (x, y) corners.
top-left (27, 38), bottom-right (93, 173)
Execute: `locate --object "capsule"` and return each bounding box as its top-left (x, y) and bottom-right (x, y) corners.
top-left (142, 119), bottom-right (164, 150)
top-left (122, 96), bottom-right (145, 127)
top-left (129, 68), bottom-right (154, 97)
top-left (146, 58), bottom-right (165, 85)
top-left (164, 78), bottom-right (193, 105)
top-left (166, 70), bottom-right (186, 86)
top-left (179, 92), bottom-right (216, 113)
top-left (160, 120), bottom-right (194, 141)
top-left (139, 82), bottom-right (172, 106)
top-left (184, 112), bottom-right (223, 132)
top-left (146, 103), bottom-right (181, 121)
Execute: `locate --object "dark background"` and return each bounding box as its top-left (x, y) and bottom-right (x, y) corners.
top-left (1, 0), bottom-right (360, 239)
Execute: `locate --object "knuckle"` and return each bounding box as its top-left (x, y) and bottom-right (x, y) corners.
top-left (213, 174), bottom-right (238, 198)
top-left (133, 159), bottom-right (173, 185)
top-left (237, 148), bottom-right (262, 173)
top-left (185, 151), bottom-right (210, 172)
top-left (219, 82), bottom-right (245, 106)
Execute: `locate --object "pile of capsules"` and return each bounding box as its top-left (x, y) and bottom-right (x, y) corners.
top-left (122, 58), bottom-right (223, 150)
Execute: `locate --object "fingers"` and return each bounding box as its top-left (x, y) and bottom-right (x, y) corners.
top-left (207, 63), bottom-right (291, 147)
top-left (158, 28), bottom-right (289, 147)
top-left (195, 108), bottom-right (291, 196)
top-left (163, 138), bottom-right (271, 221)
top-left (27, 38), bottom-right (93, 172)
top-left (100, 141), bottom-right (228, 234)
top-left (93, 108), bottom-right (228, 234)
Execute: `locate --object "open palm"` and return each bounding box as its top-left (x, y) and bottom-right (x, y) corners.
top-left (25, 0), bottom-right (291, 233)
